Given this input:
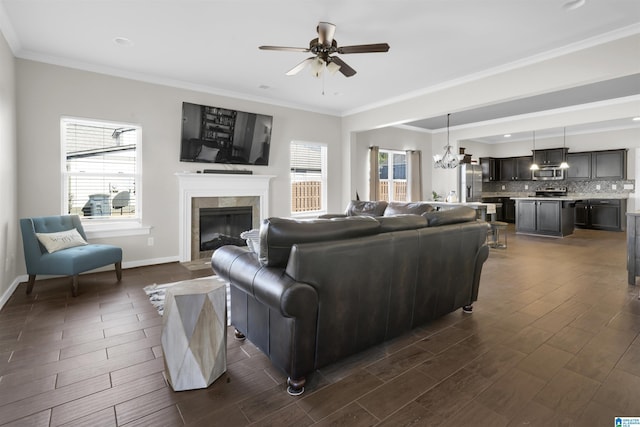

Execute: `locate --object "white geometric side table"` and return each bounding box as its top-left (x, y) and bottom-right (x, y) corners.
top-left (161, 277), bottom-right (227, 391)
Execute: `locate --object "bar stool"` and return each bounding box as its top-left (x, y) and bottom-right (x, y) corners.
top-left (487, 221), bottom-right (508, 249)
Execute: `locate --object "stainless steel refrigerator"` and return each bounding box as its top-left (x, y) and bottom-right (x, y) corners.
top-left (459, 164), bottom-right (483, 202)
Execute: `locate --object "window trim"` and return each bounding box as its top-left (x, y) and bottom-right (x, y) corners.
top-left (60, 116), bottom-right (145, 235)
top-left (290, 141), bottom-right (328, 217)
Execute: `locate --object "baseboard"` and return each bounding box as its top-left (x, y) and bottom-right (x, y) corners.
top-left (0, 275), bottom-right (25, 312)
top-left (122, 256), bottom-right (180, 269)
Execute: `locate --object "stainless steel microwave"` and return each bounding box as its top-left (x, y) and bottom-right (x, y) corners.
top-left (532, 167), bottom-right (564, 181)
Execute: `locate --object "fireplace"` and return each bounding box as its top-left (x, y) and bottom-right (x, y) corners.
top-left (191, 196), bottom-right (260, 261)
top-left (198, 206), bottom-right (253, 259)
top-left (177, 173), bottom-right (274, 262)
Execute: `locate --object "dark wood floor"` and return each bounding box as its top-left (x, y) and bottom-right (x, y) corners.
top-left (1, 226), bottom-right (640, 426)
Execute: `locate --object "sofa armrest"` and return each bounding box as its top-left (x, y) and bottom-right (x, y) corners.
top-left (211, 245), bottom-right (318, 317)
top-left (211, 245), bottom-right (319, 382)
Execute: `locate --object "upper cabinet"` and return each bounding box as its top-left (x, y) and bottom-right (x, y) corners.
top-left (593, 149), bottom-right (627, 180)
top-left (499, 156), bottom-right (532, 181)
top-left (533, 148), bottom-right (567, 166)
top-left (480, 157), bottom-right (498, 182)
top-left (565, 152), bottom-right (591, 180)
top-left (483, 149), bottom-right (626, 182)
top-left (566, 149), bottom-right (627, 180)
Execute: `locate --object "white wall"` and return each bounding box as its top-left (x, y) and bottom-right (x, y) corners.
top-left (15, 60), bottom-right (343, 274)
top-left (0, 30), bottom-right (17, 300)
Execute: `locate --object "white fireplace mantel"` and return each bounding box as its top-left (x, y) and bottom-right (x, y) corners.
top-left (176, 173), bottom-right (275, 262)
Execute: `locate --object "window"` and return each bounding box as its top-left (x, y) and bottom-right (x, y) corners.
top-left (62, 117), bottom-right (141, 223)
top-left (290, 141), bottom-right (327, 215)
top-left (378, 149), bottom-right (407, 202)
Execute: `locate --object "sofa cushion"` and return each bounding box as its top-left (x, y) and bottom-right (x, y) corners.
top-left (376, 215), bottom-right (428, 232)
top-left (259, 216), bottom-right (381, 267)
top-left (384, 202), bottom-right (434, 216)
top-left (422, 206), bottom-right (477, 227)
top-left (345, 200), bottom-right (388, 217)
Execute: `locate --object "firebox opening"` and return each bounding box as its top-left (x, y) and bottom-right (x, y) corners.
top-left (200, 206), bottom-right (253, 252)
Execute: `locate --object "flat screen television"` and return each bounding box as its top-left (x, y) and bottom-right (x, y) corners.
top-left (180, 102), bottom-right (272, 165)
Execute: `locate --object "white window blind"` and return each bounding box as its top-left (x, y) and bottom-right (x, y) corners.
top-left (290, 142), bottom-right (327, 214)
top-left (62, 118), bottom-right (140, 220)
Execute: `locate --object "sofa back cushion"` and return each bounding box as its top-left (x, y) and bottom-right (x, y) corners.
top-left (376, 214), bottom-right (428, 232)
top-left (384, 202), bottom-right (434, 216)
top-left (259, 216), bottom-right (381, 267)
top-left (422, 206), bottom-right (477, 227)
top-left (345, 200), bottom-right (388, 217)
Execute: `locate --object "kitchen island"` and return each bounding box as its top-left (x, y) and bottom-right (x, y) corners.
top-left (513, 197), bottom-right (578, 237)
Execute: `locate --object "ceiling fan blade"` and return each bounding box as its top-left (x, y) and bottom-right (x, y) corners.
top-left (329, 56), bottom-right (356, 77)
top-left (259, 45), bottom-right (310, 53)
top-left (286, 57), bottom-right (315, 76)
top-left (317, 22), bottom-right (336, 45)
top-left (337, 43), bottom-right (390, 54)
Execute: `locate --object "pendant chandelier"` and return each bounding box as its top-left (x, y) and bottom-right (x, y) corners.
top-left (433, 114), bottom-right (464, 169)
top-left (530, 130), bottom-right (539, 171)
top-left (560, 127), bottom-right (570, 169)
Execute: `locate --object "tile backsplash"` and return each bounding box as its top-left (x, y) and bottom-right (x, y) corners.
top-left (484, 179), bottom-right (635, 196)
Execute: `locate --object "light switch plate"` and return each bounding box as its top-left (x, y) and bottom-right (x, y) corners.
top-left (596, 184), bottom-right (601, 190)
top-left (502, 185), bottom-right (506, 190)
top-left (525, 185), bottom-right (529, 190)
top-left (624, 184), bottom-right (634, 190)
top-left (612, 184), bottom-right (617, 190)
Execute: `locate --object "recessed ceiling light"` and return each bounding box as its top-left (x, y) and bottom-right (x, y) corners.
top-left (503, 134), bottom-right (511, 138)
top-left (113, 37), bottom-right (133, 47)
top-left (633, 117), bottom-right (640, 121)
top-left (563, 0), bottom-right (586, 11)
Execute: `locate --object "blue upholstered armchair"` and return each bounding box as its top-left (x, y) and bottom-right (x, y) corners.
top-left (20, 215), bottom-right (122, 296)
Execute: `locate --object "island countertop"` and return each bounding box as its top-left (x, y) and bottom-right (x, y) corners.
top-left (511, 196), bottom-right (581, 201)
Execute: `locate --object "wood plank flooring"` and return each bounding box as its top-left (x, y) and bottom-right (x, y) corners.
top-left (1, 226), bottom-right (639, 426)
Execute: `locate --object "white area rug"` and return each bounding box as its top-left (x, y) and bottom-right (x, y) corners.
top-left (144, 275), bottom-right (230, 324)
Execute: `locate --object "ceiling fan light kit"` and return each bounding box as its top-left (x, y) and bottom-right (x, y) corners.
top-left (259, 22), bottom-right (390, 78)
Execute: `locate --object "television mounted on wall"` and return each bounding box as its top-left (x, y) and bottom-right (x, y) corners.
top-left (180, 102), bottom-right (272, 166)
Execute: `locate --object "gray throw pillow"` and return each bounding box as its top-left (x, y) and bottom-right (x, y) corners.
top-left (345, 200), bottom-right (388, 217)
top-left (422, 206), bottom-right (476, 227)
top-left (384, 202), bottom-right (434, 216)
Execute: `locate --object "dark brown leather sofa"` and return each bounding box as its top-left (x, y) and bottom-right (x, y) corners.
top-left (211, 204), bottom-right (490, 395)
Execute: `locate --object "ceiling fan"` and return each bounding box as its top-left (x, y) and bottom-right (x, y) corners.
top-left (259, 22), bottom-right (390, 78)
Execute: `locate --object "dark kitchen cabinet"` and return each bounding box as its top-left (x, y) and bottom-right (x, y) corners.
top-left (499, 158), bottom-right (515, 181)
top-left (480, 157), bottom-right (498, 182)
top-left (504, 198), bottom-right (516, 223)
top-left (516, 157), bottom-right (533, 180)
top-left (516, 199), bottom-right (575, 237)
top-left (499, 156), bottom-right (532, 181)
top-left (516, 200), bottom-right (537, 233)
top-left (574, 199), bottom-right (626, 231)
top-left (566, 152), bottom-right (591, 180)
top-left (482, 196), bottom-right (515, 223)
top-left (533, 148), bottom-right (567, 166)
top-left (566, 149), bottom-right (627, 180)
top-left (592, 150), bottom-right (627, 180)
top-left (574, 201), bottom-right (588, 227)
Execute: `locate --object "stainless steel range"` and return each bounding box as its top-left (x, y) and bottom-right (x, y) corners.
top-left (534, 186), bottom-right (567, 197)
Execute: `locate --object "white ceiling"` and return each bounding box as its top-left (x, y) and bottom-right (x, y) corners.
top-left (1, 0), bottom-right (639, 125)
